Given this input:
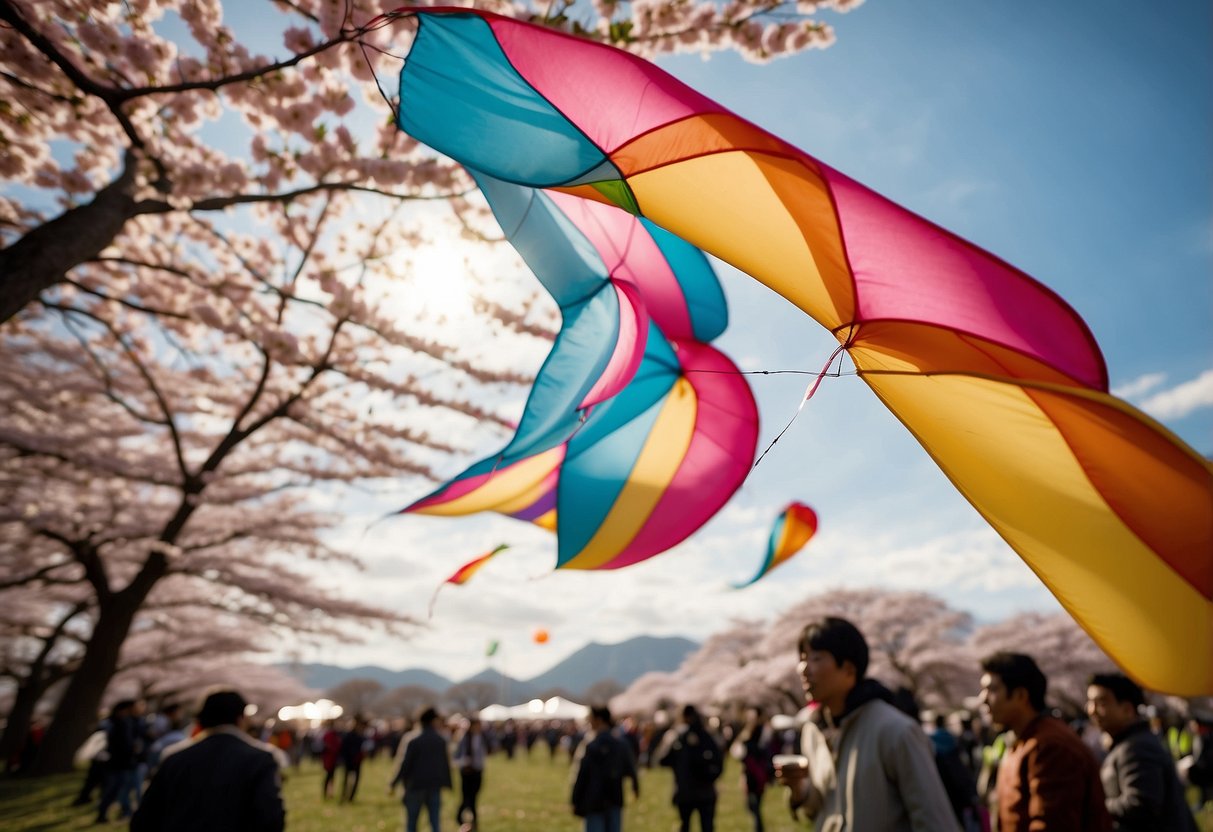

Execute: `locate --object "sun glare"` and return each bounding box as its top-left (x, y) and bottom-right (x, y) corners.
top-left (402, 243), bottom-right (474, 321)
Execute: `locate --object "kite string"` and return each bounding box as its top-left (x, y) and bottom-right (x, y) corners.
top-left (751, 342), bottom-right (849, 470)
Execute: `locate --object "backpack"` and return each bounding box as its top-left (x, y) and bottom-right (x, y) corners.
top-left (688, 730), bottom-right (723, 783)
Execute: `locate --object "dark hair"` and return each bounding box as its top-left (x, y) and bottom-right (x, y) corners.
top-left (590, 705), bottom-right (613, 726)
top-left (110, 699), bottom-right (136, 719)
top-left (196, 689), bottom-right (247, 729)
top-left (681, 704), bottom-right (702, 726)
top-left (417, 706), bottom-right (439, 726)
top-left (1089, 672), bottom-right (1145, 708)
top-left (799, 616), bottom-right (869, 680)
top-left (981, 652), bottom-right (1047, 712)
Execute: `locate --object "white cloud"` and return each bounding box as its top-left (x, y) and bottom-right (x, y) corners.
top-left (1139, 369), bottom-right (1213, 420)
top-left (1111, 371), bottom-right (1167, 400)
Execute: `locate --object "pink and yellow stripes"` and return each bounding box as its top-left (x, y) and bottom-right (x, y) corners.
top-left (394, 9), bottom-right (1213, 693)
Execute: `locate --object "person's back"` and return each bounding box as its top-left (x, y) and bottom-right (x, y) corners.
top-left (131, 729), bottom-right (284, 832)
top-left (572, 730), bottom-right (629, 816)
top-left (131, 689), bottom-right (284, 832)
top-left (396, 725), bottom-right (451, 789)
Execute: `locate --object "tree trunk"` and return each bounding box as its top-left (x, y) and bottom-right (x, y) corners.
top-left (27, 598), bottom-right (141, 775)
top-left (0, 151), bottom-right (138, 325)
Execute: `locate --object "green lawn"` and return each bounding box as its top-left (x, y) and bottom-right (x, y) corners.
top-left (2, 752), bottom-right (1210, 831)
top-left (0, 752), bottom-right (807, 832)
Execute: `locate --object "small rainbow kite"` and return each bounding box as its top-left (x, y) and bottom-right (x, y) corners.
top-left (428, 543), bottom-right (509, 617)
top-left (735, 503), bottom-right (819, 589)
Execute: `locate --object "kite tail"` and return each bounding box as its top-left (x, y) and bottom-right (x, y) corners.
top-left (362, 508), bottom-right (401, 537)
top-left (752, 341), bottom-right (849, 470)
top-left (427, 583), bottom-right (443, 620)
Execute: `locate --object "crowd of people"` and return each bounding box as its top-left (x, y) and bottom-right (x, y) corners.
top-left (52, 614), bottom-right (1213, 830)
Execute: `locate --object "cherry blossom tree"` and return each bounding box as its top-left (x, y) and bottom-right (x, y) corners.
top-left (324, 677), bottom-right (385, 716)
top-left (968, 611), bottom-right (1114, 716)
top-left (0, 0), bottom-right (871, 772)
top-left (0, 189), bottom-right (544, 772)
top-left (0, 0), bottom-right (866, 322)
top-left (613, 589), bottom-right (977, 715)
top-left (373, 684), bottom-right (438, 719)
top-left (442, 680), bottom-right (499, 713)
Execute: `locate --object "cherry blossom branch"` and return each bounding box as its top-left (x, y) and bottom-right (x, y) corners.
top-left (45, 301), bottom-right (189, 476)
top-left (0, 557), bottom-right (80, 590)
top-left (34, 529), bottom-right (111, 601)
top-left (131, 181), bottom-right (468, 216)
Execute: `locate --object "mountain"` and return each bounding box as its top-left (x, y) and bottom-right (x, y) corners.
top-left (279, 635), bottom-right (698, 701)
top-left (459, 668), bottom-right (540, 703)
top-left (284, 663), bottom-right (452, 693)
top-left (525, 636), bottom-right (698, 695)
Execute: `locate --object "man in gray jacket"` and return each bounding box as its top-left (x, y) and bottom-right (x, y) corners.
top-left (775, 616), bottom-right (960, 832)
top-left (1086, 672), bottom-right (1197, 832)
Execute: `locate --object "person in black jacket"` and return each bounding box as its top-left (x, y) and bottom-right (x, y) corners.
top-left (1086, 672), bottom-right (1198, 832)
top-left (130, 689), bottom-right (285, 832)
top-left (659, 704), bottom-right (723, 832)
top-left (95, 700), bottom-right (140, 823)
top-left (571, 705), bottom-right (639, 832)
top-left (390, 706), bottom-right (452, 832)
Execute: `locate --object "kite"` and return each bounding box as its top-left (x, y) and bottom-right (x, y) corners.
top-left (428, 543), bottom-right (509, 616)
top-left (386, 8), bottom-right (1213, 694)
top-left (532, 627), bottom-right (550, 645)
top-left (404, 172), bottom-right (758, 571)
top-left (734, 502), bottom-right (819, 589)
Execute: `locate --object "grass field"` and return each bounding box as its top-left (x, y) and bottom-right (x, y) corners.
top-left (0, 751), bottom-right (811, 832)
top-left (2, 751), bottom-right (1210, 831)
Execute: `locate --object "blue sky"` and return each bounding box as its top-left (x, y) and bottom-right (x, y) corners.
top-left (222, 1), bottom-right (1212, 683)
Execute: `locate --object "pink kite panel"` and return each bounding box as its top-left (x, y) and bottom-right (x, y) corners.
top-left (488, 16), bottom-right (725, 156)
top-left (551, 192), bottom-right (695, 339)
top-left (599, 341), bottom-right (758, 569)
top-left (821, 164), bottom-right (1107, 390)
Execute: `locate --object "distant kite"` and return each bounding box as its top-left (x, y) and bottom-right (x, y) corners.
top-left (382, 8), bottom-right (1212, 695)
top-left (734, 503), bottom-right (818, 589)
top-left (428, 544), bottom-right (509, 617)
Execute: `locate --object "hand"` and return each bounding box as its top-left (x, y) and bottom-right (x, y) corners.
top-left (772, 755), bottom-right (809, 788)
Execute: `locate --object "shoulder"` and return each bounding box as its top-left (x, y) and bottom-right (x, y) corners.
top-left (859, 699), bottom-right (921, 739)
top-left (1115, 728), bottom-right (1169, 762)
top-left (1022, 719), bottom-right (1097, 765)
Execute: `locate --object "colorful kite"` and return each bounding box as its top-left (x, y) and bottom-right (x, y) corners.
top-left (428, 543), bottom-right (509, 616)
top-left (735, 502), bottom-right (819, 589)
top-left (387, 9), bottom-right (1213, 694)
top-left (404, 172), bottom-right (758, 571)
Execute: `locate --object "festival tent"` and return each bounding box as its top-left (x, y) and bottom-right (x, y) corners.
top-left (477, 704), bottom-right (513, 722)
top-left (501, 696), bottom-right (590, 721)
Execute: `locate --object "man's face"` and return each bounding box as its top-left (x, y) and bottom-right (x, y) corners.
top-left (798, 648), bottom-right (851, 707)
top-left (1086, 685), bottom-right (1136, 736)
top-left (979, 672), bottom-right (1017, 729)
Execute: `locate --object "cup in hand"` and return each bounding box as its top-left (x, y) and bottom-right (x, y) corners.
top-left (772, 753), bottom-right (809, 784)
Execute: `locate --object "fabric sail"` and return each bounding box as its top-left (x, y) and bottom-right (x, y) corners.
top-left (403, 170), bottom-right (758, 571)
top-left (391, 8), bottom-right (1213, 695)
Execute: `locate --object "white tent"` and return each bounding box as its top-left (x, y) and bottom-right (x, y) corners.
top-left (503, 696), bottom-right (589, 721)
top-left (477, 703), bottom-right (513, 722)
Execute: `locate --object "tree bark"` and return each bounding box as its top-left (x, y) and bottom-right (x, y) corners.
top-left (28, 581), bottom-right (151, 774)
top-left (0, 151), bottom-right (139, 325)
